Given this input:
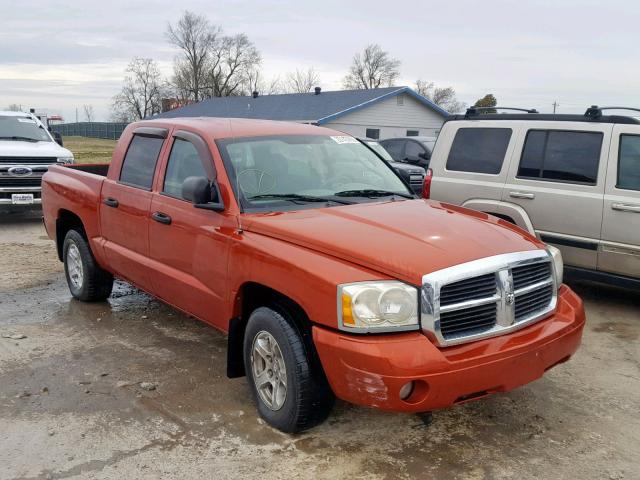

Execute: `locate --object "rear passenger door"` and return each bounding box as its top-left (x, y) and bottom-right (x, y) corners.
top-left (100, 127), bottom-right (167, 291)
top-left (503, 124), bottom-right (611, 269)
top-left (598, 126), bottom-right (640, 277)
top-left (430, 123), bottom-right (515, 207)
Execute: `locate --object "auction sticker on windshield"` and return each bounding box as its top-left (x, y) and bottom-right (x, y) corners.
top-left (330, 136), bottom-right (359, 144)
top-left (12, 194), bottom-right (34, 204)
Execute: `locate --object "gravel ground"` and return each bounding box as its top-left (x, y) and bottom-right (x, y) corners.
top-left (0, 209), bottom-right (638, 480)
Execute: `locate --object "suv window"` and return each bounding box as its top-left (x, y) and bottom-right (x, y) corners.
top-left (119, 135), bottom-right (164, 189)
top-left (379, 139), bottom-right (404, 160)
top-left (446, 128), bottom-right (512, 174)
top-left (163, 138), bottom-right (208, 199)
top-left (618, 134), bottom-right (640, 191)
top-left (518, 130), bottom-right (602, 185)
top-left (405, 141), bottom-right (426, 159)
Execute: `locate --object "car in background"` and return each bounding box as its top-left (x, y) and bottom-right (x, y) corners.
top-left (379, 136), bottom-right (437, 170)
top-left (358, 138), bottom-right (425, 194)
top-left (0, 111), bottom-right (74, 207)
top-left (426, 105), bottom-right (640, 289)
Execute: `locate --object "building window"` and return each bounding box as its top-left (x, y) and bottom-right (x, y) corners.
top-left (406, 130), bottom-right (419, 137)
top-left (397, 96), bottom-right (404, 106)
top-left (366, 128), bottom-right (380, 139)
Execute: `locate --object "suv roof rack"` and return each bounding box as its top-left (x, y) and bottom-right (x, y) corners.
top-left (465, 106), bottom-right (539, 117)
top-left (585, 105), bottom-right (640, 119)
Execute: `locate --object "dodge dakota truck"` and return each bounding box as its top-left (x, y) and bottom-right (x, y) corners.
top-left (42, 118), bottom-right (585, 433)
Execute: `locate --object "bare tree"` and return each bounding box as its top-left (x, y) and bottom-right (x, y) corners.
top-left (343, 44), bottom-right (400, 90)
top-left (7, 104), bottom-right (22, 112)
top-left (415, 79), bottom-right (466, 114)
top-left (166, 11), bottom-right (220, 102)
top-left (112, 57), bottom-right (164, 121)
top-left (207, 33), bottom-right (261, 97)
top-left (245, 69), bottom-right (282, 96)
top-left (284, 67), bottom-right (320, 93)
top-left (83, 105), bottom-right (95, 122)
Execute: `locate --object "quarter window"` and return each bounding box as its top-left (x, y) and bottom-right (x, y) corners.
top-left (618, 134), bottom-right (640, 191)
top-left (163, 139), bottom-right (208, 199)
top-left (446, 128), bottom-right (512, 174)
top-left (518, 130), bottom-right (602, 185)
top-left (119, 135), bottom-right (165, 189)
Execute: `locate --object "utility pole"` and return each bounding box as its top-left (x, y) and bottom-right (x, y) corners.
top-left (552, 101), bottom-right (559, 114)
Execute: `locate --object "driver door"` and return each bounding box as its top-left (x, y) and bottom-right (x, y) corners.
top-left (148, 130), bottom-right (232, 329)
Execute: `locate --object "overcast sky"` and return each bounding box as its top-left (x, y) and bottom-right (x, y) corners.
top-left (1, 0), bottom-right (637, 121)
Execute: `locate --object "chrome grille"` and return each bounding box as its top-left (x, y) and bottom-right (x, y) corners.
top-left (440, 303), bottom-right (497, 337)
top-left (515, 284), bottom-right (554, 321)
top-left (0, 177), bottom-right (42, 187)
top-left (440, 273), bottom-right (497, 306)
top-left (422, 251), bottom-right (557, 346)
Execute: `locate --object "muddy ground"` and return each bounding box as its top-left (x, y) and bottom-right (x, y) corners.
top-left (0, 209), bottom-right (638, 480)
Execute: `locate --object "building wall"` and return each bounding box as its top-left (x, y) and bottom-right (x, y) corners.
top-left (323, 92), bottom-right (446, 140)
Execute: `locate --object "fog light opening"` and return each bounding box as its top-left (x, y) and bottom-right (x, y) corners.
top-left (399, 381), bottom-right (415, 400)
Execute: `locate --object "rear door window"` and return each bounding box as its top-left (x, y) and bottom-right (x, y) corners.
top-left (380, 139), bottom-right (405, 160)
top-left (119, 135), bottom-right (164, 189)
top-left (518, 130), bottom-right (602, 185)
top-left (446, 128), bottom-right (512, 174)
top-left (618, 134), bottom-right (640, 191)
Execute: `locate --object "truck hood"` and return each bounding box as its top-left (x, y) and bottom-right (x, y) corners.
top-left (243, 199), bottom-right (545, 285)
top-left (0, 140), bottom-right (72, 159)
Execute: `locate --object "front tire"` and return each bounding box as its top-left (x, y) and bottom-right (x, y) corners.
top-left (63, 229), bottom-right (113, 302)
top-left (243, 306), bottom-right (334, 433)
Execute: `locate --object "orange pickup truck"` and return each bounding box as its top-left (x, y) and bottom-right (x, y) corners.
top-left (42, 118), bottom-right (585, 433)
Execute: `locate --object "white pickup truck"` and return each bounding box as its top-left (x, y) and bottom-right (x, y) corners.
top-left (0, 111), bottom-right (74, 207)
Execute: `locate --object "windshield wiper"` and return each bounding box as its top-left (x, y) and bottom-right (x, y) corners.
top-left (334, 189), bottom-right (415, 199)
top-left (0, 136), bottom-right (40, 142)
top-left (248, 193), bottom-right (352, 205)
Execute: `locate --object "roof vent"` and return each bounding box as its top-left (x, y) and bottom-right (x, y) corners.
top-left (314, 87), bottom-right (321, 95)
top-left (252, 91), bottom-right (259, 98)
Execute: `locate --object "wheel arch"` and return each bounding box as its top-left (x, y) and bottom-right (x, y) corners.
top-left (461, 198), bottom-right (536, 236)
top-left (227, 281), bottom-right (319, 379)
top-left (55, 209), bottom-right (86, 261)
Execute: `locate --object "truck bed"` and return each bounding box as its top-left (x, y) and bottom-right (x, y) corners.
top-left (65, 163), bottom-right (110, 177)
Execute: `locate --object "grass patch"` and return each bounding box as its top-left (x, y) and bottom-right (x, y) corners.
top-left (64, 136), bottom-right (117, 164)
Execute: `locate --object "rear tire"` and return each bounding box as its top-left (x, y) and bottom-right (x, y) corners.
top-left (63, 229), bottom-right (113, 302)
top-left (243, 306), bottom-right (334, 433)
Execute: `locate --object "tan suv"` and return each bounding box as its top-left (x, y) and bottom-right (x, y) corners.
top-left (426, 106), bottom-right (640, 288)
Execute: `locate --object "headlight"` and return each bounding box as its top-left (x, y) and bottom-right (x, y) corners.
top-left (57, 156), bottom-right (74, 164)
top-left (547, 246), bottom-right (563, 286)
top-left (338, 281), bottom-right (419, 333)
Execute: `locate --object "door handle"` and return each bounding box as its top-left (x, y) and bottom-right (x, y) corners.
top-left (151, 211), bottom-right (172, 225)
top-left (103, 197), bottom-right (119, 208)
top-left (612, 203), bottom-right (640, 213)
top-left (509, 191), bottom-right (535, 200)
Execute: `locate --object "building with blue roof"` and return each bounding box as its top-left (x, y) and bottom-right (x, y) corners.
top-left (155, 86), bottom-right (449, 140)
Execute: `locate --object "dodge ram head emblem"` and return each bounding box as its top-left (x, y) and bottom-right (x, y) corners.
top-left (506, 291), bottom-right (515, 306)
top-left (8, 166), bottom-right (33, 177)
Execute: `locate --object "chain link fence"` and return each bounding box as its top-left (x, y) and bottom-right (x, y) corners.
top-left (51, 122), bottom-right (129, 140)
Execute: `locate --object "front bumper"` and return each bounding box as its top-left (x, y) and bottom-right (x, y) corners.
top-left (0, 186), bottom-right (42, 205)
top-left (313, 285), bottom-right (585, 412)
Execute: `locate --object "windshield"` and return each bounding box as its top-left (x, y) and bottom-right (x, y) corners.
top-left (365, 141), bottom-right (394, 162)
top-left (0, 115), bottom-right (51, 142)
top-left (217, 135), bottom-right (413, 211)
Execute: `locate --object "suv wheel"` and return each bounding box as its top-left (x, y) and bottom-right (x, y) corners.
top-left (243, 306), bottom-right (334, 433)
top-left (63, 229), bottom-right (113, 302)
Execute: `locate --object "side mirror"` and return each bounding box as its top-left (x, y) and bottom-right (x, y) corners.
top-left (182, 176), bottom-right (225, 212)
top-left (53, 132), bottom-right (63, 147)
